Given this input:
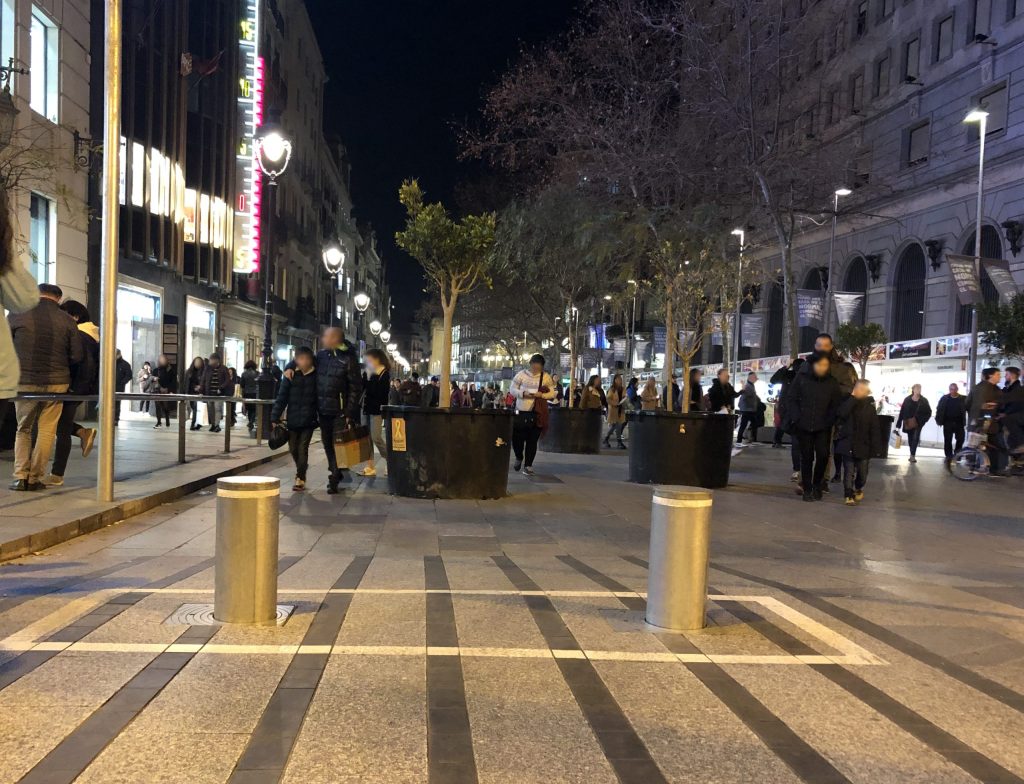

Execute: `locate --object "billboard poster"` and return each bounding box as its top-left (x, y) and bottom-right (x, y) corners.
top-left (797, 290), bottom-right (824, 327)
top-left (653, 326), bottom-right (666, 354)
top-left (740, 313), bottom-right (763, 348)
top-left (833, 292), bottom-right (865, 325)
top-left (946, 254), bottom-right (982, 306)
top-left (887, 339), bottom-right (932, 360)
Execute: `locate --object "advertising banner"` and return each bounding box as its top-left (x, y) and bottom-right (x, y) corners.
top-left (984, 259), bottom-right (1019, 304)
top-left (833, 291), bottom-right (865, 325)
top-left (947, 254), bottom-right (982, 306)
top-left (740, 313), bottom-right (763, 348)
top-left (797, 290), bottom-right (824, 327)
top-left (887, 339), bottom-right (932, 360)
top-left (711, 313), bottom-right (724, 346)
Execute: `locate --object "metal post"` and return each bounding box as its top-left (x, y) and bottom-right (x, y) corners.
top-left (224, 404), bottom-right (231, 453)
top-left (645, 486), bottom-right (713, 631)
top-left (255, 402), bottom-right (264, 446)
top-left (968, 115), bottom-right (987, 393)
top-left (214, 476), bottom-right (280, 625)
top-left (96, 0), bottom-right (122, 502)
top-left (178, 399), bottom-right (186, 463)
top-left (824, 192), bottom-right (839, 336)
top-left (732, 247), bottom-right (743, 379)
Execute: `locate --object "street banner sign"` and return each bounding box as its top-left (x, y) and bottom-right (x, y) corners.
top-left (947, 254), bottom-right (982, 306)
top-left (711, 313), bottom-right (723, 345)
top-left (833, 291), bottom-right (865, 324)
top-left (797, 290), bottom-right (824, 327)
top-left (740, 313), bottom-right (763, 348)
top-left (888, 339), bottom-right (932, 360)
top-left (653, 326), bottom-right (666, 354)
top-left (983, 259), bottom-right (1019, 304)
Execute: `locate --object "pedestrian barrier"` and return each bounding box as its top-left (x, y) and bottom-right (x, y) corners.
top-left (214, 476), bottom-right (281, 625)
top-left (645, 485), bottom-right (713, 631)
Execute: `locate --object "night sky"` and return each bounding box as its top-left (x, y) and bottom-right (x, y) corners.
top-left (305, 0), bottom-right (579, 333)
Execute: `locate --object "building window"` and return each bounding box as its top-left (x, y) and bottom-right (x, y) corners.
top-left (851, 148), bottom-right (872, 187)
top-left (1, 0), bottom-right (14, 73)
top-left (905, 121), bottom-right (930, 167)
top-left (878, 0), bottom-right (895, 21)
top-left (826, 88), bottom-right (840, 125)
top-left (29, 193), bottom-right (56, 284)
top-left (830, 21), bottom-right (844, 57)
top-left (971, 0), bottom-right (992, 39)
top-left (850, 73), bottom-right (864, 113)
top-left (968, 82), bottom-right (1008, 141)
top-left (935, 14), bottom-right (955, 61)
top-left (1010, 0), bottom-right (1022, 19)
top-left (874, 53), bottom-right (891, 96)
top-left (892, 245), bottom-right (926, 341)
top-left (855, 1), bottom-right (869, 36)
top-left (30, 7), bottom-right (58, 122)
top-left (903, 35), bottom-right (920, 81)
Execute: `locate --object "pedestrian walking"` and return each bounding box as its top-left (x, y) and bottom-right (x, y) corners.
top-left (834, 380), bottom-right (881, 506)
top-left (115, 350), bottom-right (132, 426)
top-left (200, 353), bottom-right (231, 433)
top-left (708, 368), bottom-right (738, 413)
top-left (1002, 367), bottom-right (1024, 454)
top-left (688, 369), bottom-right (704, 411)
top-left (771, 358), bottom-right (805, 481)
top-left (0, 187), bottom-right (40, 402)
top-left (152, 354), bottom-right (177, 428)
top-left (240, 360), bottom-right (260, 432)
top-left (625, 377), bottom-right (640, 411)
top-left (935, 383), bottom-right (967, 463)
top-left (284, 327), bottom-right (362, 494)
top-left (787, 352), bottom-right (843, 502)
top-left (398, 372), bottom-right (424, 406)
top-left (44, 300), bottom-right (99, 486)
top-left (640, 377), bottom-right (659, 410)
top-left (509, 354), bottom-right (556, 475)
top-left (225, 366), bottom-right (238, 427)
top-left (736, 372), bottom-right (760, 443)
top-left (361, 348), bottom-right (391, 477)
top-left (895, 384), bottom-right (931, 463)
top-left (8, 283), bottom-right (83, 491)
top-left (660, 375), bottom-right (682, 412)
top-left (137, 362), bottom-right (154, 413)
top-left (271, 346), bottom-right (319, 491)
top-left (450, 381), bottom-right (464, 408)
top-left (603, 373), bottom-right (628, 449)
top-left (185, 357), bottom-right (205, 430)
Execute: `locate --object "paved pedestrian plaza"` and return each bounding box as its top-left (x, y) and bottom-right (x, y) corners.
top-left (0, 443), bottom-right (1022, 783)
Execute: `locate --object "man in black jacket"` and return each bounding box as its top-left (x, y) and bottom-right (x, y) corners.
top-left (935, 382), bottom-right (967, 462)
top-left (200, 353), bottom-right (231, 433)
top-left (115, 350), bottom-right (132, 426)
top-left (834, 380), bottom-right (881, 505)
top-left (285, 327), bottom-right (363, 493)
top-left (272, 347), bottom-right (319, 491)
top-left (798, 333), bottom-right (858, 394)
top-left (707, 369), bottom-right (738, 412)
top-left (1003, 367), bottom-right (1024, 453)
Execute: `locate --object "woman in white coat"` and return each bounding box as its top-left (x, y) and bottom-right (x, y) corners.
top-left (509, 353), bottom-right (557, 475)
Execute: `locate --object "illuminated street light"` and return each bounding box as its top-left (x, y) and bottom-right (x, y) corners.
top-left (255, 125), bottom-right (292, 184)
top-left (322, 241), bottom-right (345, 274)
top-left (963, 108), bottom-right (989, 390)
top-left (369, 319), bottom-right (383, 336)
top-left (380, 329), bottom-right (391, 343)
top-left (353, 292), bottom-right (370, 313)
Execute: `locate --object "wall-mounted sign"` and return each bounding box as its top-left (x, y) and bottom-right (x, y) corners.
top-left (233, 0), bottom-right (262, 274)
top-left (887, 339), bottom-right (932, 360)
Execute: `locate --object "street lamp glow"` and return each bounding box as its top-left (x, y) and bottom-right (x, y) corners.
top-left (387, 343), bottom-right (398, 353)
top-left (322, 242), bottom-right (345, 273)
top-left (380, 330), bottom-right (391, 343)
top-left (964, 108), bottom-right (989, 124)
top-left (835, 187), bottom-right (853, 197)
top-left (260, 130), bottom-right (288, 162)
top-left (369, 319), bottom-right (383, 336)
top-left (353, 292), bottom-right (370, 313)
top-left (603, 294), bottom-right (612, 301)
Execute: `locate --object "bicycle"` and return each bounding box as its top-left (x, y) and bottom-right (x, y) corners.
top-left (948, 425), bottom-right (1024, 481)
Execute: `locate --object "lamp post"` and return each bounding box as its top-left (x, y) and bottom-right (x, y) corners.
top-left (601, 294), bottom-right (612, 377)
top-left (964, 108), bottom-right (988, 392)
top-left (322, 242), bottom-right (345, 328)
top-left (626, 279), bottom-right (638, 372)
top-left (823, 187), bottom-right (853, 335)
top-left (730, 229), bottom-right (745, 380)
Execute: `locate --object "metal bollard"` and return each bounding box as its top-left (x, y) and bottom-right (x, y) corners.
top-left (645, 486), bottom-right (713, 631)
top-left (214, 476), bottom-right (281, 625)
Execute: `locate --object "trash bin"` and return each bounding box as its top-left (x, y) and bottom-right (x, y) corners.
top-left (214, 476), bottom-right (281, 625)
top-left (875, 414), bottom-right (895, 459)
top-left (645, 486), bottom-right (713, 631)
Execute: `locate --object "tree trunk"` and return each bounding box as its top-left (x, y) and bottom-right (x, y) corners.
top-left (440, 297), bottom-right (456, 408)
top-left (681, 356), bottom-right (691, 414)
top-left (780, 241), bottom-right (799, 359)
top-left (568, 329), bottom-right (578, 409)
top-left (721, 313), bottom-right (732, 378)
top-left (663, 299), bottom-right (674, 411)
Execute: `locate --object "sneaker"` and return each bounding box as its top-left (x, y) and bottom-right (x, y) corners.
top-left (523, 466), bottom-right (535, 476)
top-left (908, 455), bottom-right (917, 463)
top-left (80, 428), bottom-right (97, 458)
top-left (812, 486), bottom-right (823, 501)
top-left (153, 422), bottom-right (162, 429)
top-left (790, 471), bottom-right (800, 482)
top-left (513, 460), bottom-right (523, 472)
top-left (854, 490), bottom-right (864, 502)
top-left (41, 474), bottom-right (64, 487)
top-left (802, 492), bottom-right (814, 502)
top-left (617, 441), bottom-right (627, 450)
top-left (845, 496), bottom-right (856, 506)
top-left (361, 466), bottom-right (377, 477)
top-left (820, 483), bottom-right (830, 494)
top-left (292, 478), bottom-right (305, 491)
top-left (9, 479), bottom-right (28, 491)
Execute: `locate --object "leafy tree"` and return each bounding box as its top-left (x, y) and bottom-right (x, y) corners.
top-left (835, 322), bottom-right (887, 380)
top-left (981, 294), bottom-right (1024, 364)
top-left (395, 180), bottom-right (497, 408)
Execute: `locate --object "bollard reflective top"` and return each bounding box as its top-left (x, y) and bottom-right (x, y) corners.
top-left (652, 486), bottom-right (713, 503)
top-left (217, 476), bottom-right (281, 494)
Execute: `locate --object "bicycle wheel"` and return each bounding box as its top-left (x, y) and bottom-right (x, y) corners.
top-left (949, 448), bottom-right (989, 481)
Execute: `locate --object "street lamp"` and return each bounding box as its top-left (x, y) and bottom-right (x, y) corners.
top-left (0, 59), bottom-right (28, 150)
top-left (963, 108), bottom-right (989, 391)
top-left (353, 292), bottom-right (370, 313)
top-left (369, 319), bottom-right (382, 336)
top-left (255, 125), bottom-right (292, 184)
top-left (626, 279), bottom-right (638, 371)
top-left (380, 329), bottom-right (391, 344)
top-left (823, 187), bottom-right (853, 334)
top-left (322, 241), bottom-right (345, 274)
top-left (387, 342), bottom-right (398, 354)
top-left (730, 228), bottom-right (745, 379)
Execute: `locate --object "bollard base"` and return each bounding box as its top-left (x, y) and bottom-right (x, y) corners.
top-left (643, 613), bottom-right (707, 633)
top-left (170, 603), bottom-right (295, 627)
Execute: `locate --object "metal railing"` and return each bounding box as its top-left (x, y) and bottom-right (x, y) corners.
top-left (10, 392), bottom-right (275, 465)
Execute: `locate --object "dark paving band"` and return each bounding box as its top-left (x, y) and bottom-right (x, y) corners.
top-left (425, 555), bottom-right (479, 784)
top-left (560, 556), bottom-right (851, 784)
top-left (492, 555), bottom-right (668, 784)
top-left (229, 555), bottom-right (374, 783)
top-left (0, 554), bottom-right (156, 615)
top-left (16, 556), bottom-right (295, 784)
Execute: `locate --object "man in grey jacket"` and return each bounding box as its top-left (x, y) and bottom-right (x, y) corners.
top-left (736, 372), bottom-right (761, 443)
top-left (8, 284), bottom-right (82, 490)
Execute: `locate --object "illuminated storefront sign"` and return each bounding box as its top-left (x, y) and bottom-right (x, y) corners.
top-left (233, 0), bottom-right (262, 274)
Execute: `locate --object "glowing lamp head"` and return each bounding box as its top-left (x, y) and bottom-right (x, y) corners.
top-left (387, 343), bottom-right (398, 353)
top-left (380, 330), bottom-right (391, 343)
top-left (964, 109), bottom-right (989, 124)
top-left (353, 292), bottom-right (370, 313)
top-left (322, 243), bottom-right (345, 273)
top-left (260, 131), bottom-right (288, 163)
top-left (369, 319), bottom-right (383, 336)
top-left (835, 187), bottom-right (853, 197)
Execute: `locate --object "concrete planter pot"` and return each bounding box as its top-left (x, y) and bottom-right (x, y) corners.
top-left (539, 406), bottom-right (604, 454)
top-left (627, 410), bottom-right (736, 489)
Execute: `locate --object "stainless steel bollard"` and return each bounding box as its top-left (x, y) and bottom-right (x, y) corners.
top-left (214, 476), bottom-right (281, 625)
top-left (645, 485), bottom-right (713, 631)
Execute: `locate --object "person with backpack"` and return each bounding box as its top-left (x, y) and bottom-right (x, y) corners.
top-left (271, 347), bottom-right (318, 491)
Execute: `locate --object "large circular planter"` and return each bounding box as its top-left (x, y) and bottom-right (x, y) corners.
top-left (539, 406), bottom-right (604, 454)
top-left (383, 406), bottom-right (513, 499)
top-left (627, 411), bottom-right (736, 489)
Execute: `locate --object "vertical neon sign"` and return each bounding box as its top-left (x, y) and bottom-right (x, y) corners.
top-left (233, 0), bottom-right (261, 273)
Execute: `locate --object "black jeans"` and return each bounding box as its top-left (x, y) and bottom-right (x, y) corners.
top-left (512, 414), bottom-right (541, 467)
top-left (320, 415), bottom-right (340, 475)
top-left (51, 403), bottom-right (83, 477)
top-left (942, 425), bottom-right (965, 458)
top-left (906, 427), bottom-right (921, 456)
top-left (245, 403), bottom-right (257, 429)
top-left (790, 439), bottom-right (801, 471)
top-left (155, 398), bottom-right (171, 426)
top-left (190, 401), bottom-right (199, 428)
top-left (288, 428), bottom-right (315, 480)
top-left (797, 429), bottom-right (831, 491)
top-left (736, 413), bottom-right (757, 442)
top-left (841, 455), bottom-right (870, 497)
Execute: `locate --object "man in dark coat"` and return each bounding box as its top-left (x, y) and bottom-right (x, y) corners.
top-left (798, 333), bottom-right (858, 394)
top-left (771, 358), bottom-right (805, 480)
top-left (707, 369), bottom-right (738, 413)
top-left (834, 380), bottom-right (881, 505)
top-left (935, 382), bottom-right (967, 462)
top-left (1002, 367), bottom-right (1024, 453)
top-left (200, 353), bottom-right (231, 433)
top-left (788, 352), bottom-right (843, 500)
top-left (285, 327), bottom-right (363, 493)
top-left (272, 346), bottom-right (319, 491)
top-left (115, 350), bottom-right (133, 426)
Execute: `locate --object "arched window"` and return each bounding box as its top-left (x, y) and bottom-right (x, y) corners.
top-left (955, 226), bottom-right (1002, 333)
top-left (841, 256), bottom-right (869, 326)
top-left (892, 244), bottom-right (927, 341)
top-left (738, 290), bottom-right (755, 361)
top-left (799, 268), bottom-right (826, 353)
top-left (765, 282), bottom-right (784, 356)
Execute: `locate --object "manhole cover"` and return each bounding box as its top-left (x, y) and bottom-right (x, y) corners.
top-left (164, 603), bottom-right (294, 626)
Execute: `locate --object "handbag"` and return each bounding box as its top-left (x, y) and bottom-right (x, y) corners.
top-left (904, 416), bottom-right (918, 431)
top-left (890, 430), bottom-right (903, 450)
top-left (268, 423), bottom-right (289, 450)
top-left (333, 424), bottom-right (372, 468)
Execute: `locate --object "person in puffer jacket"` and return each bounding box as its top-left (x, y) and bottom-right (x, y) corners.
top-left (788, 352), bottom-right (843, 502)
top-left (200, 353), bottom-right (231, 433)
top-left (272, 347), bottom-right (319, 491)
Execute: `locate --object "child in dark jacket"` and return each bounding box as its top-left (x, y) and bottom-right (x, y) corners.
top-left (271, 347), bottom-right (319, 491)
top-left (834, 379), bottom-right (881, 505)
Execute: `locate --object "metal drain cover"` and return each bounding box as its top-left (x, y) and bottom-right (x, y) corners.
top-left (165, 603), bottom-right (295, 626)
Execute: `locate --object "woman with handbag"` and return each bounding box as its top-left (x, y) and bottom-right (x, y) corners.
top-left (896, 384), bottom-right (931, 463)
top-left (509, 354), bottom-right (557, 475)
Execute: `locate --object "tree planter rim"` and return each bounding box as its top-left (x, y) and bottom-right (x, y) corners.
top-left (382, 405), bottom-right (514, 418)
top-left (627, 410), bottom-right (736, 420)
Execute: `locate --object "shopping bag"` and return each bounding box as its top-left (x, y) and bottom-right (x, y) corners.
top-left (333, 425), bottom-right (372, 468)
top-left (889, 431), bottom-right (902, 450)
top-left (268, 423), bottom-right (289, 450)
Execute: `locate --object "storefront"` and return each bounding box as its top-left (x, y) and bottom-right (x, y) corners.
top-left (185, 297), bottom-right (217, 365)
top-left (115, 280), bottom-right (163, 385)
top-left (220, 301), bottom-right (264, 372)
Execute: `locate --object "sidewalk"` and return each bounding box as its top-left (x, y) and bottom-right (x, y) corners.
top-left (0, 419), bottom-right (289, 562)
